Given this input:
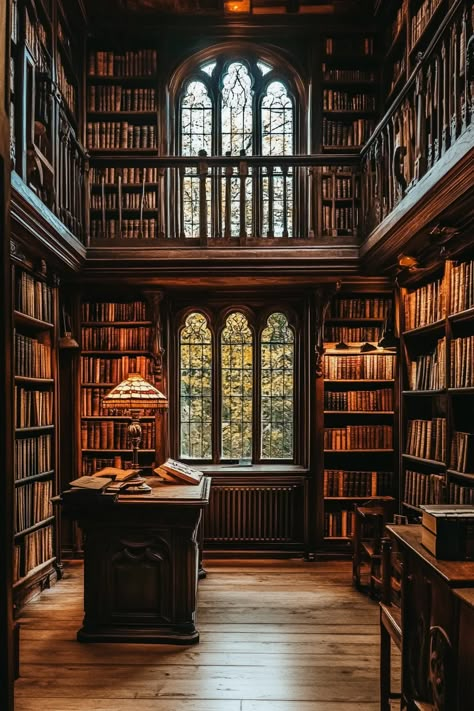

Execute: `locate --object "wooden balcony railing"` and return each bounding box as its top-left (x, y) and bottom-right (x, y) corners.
top-left (360, 0), bottom-right (473, 237)
top-left (87, 154), bottom-right (361, 246)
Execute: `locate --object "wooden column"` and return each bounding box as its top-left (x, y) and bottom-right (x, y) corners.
top-left (0, 0), bottom-right (15, 706)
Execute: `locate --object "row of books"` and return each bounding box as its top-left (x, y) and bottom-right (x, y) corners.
top-left (16, 272), bottom-right (53, 323)
top-left (408, 338), bottom-right (446, 390)
top-left (15, 479), bottom-right (53, 534)
top-left (82, 300), bottom-right (147, 321)
top-left (404, 277), bottom-right (445, 330)
top-left (88, 86), bottom-right (156, 112)
top-left (390, 57), bottom-right (406, 92)
top-left (403, 470), bottom-right (445, 508)
top-left (324, 36), bottom-right (374, 56)
top-left (81, 355), bottom-right (150, 382)
top-left (88, 50), bottom-right (158, 77)
top-left (322, 66), bottom-right (376, 82)
top-left (321, 176), bottom-right (354, 200)
top-left (324, 425), bottom-right (393, 449)
top-left (324, 469), bottom-right (392, 497)
top-left (322, 118), bottom-right (375, 147)
top-left (405, 417), bottom-right (446, 462)
top-left (57, 55), bottom-right (76, 116)
top-left (324, 355), bottom-right (395, 380)
top-left (86, 122), bottom-right (156, 150)
top-left (15, 435), bottom-right (53, 480)
top-left (80, 421), bottom-right (155, 450)
top-left (15, 335), bottom-right (52, 378)
top-left (324, 326), bottom-right (381, 342)
top-left (81, 387), bottom-right (155, 417)
top-left (81, 326), bottom-right (150, 350)
top-left (82, 455), bottom-right (133, 475)
top-left (90, 218), bottom-right (158, 240)
top-left (451, 432), bottom-right (474, 474)
top-left (450, 260), bottom-right (474, 314)
top-left (15, 387), bottom-right (53, 428)
top-left (322, 206), bottom-right (354, 234)
top-left (324, 388), bottom-right (393, 411)
top-left (328, 297), bottom-right (390, 319)
top-left (323, 90), bottom-right (375, 112)
top-left (324, 510), bottom-right (354, 538)
top-left (90, 166), bottom-right (159, 184)
top-left (22, 525), bottom-right (53, 578)
top-left (450, 336), bottom-right (474, 388)
top-left (90, 190), bottom-right (158, 210)
top-left (411, 0), bottom-right (443, 49)
top-left (447, 482), bottom-right (474, 505)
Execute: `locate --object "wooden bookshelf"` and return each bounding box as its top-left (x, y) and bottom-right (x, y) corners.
top-left (320, 34), bottom-right (377, 152)
top-left (11, 257), bottom-right (59, 611)
top-left (321, 288), bottom-right (398, 551)
top-left (399, 257), bottom-right (474, 515)
top-left (79, 295), bottom-right (157, 476)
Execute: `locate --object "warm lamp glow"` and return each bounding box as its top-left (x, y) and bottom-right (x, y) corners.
top-left (224, 0), bottom-right (251, 12)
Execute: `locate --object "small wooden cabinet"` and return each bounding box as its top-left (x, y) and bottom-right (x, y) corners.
top-left (386, 524), bottom-right (474, 711)
top-left (61, 477), bottom-right (211, 644)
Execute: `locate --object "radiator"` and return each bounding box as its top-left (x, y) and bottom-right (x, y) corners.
top-left (203, 484), bottom-right (302, 543)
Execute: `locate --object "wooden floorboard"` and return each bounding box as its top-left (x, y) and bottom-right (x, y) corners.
top-left (14, 558), bottom-right (400, 710)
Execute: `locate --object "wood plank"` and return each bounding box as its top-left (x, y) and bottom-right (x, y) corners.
top-left (15, 559), bottom-right (396, 708)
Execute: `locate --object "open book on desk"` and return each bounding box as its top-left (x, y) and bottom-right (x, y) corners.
top-left (154, 459), bottom-right (203, 485)
top-left (92, 467), bottom-right (140, 482)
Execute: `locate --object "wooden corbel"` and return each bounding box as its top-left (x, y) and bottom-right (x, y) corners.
top-left (143, 290), bottom-right (165, 376)
top-left (314, 281), bottom-right (341, 378)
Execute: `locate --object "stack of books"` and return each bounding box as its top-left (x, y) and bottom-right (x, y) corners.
top-left (420, 505), bottom-right (474, 560)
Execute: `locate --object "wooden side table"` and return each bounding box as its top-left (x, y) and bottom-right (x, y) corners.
top-left (352, 497), bottom-right (395, 597)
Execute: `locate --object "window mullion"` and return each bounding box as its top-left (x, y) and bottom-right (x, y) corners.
top-left (253, 326), bottom-right (262, 464)
top-left (213, 324), bottom-right (221, 464)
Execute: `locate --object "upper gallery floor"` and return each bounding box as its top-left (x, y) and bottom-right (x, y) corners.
top-left (7, 0), bottom-right (474, 279)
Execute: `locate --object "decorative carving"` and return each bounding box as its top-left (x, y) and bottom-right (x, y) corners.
top-left (429, 626), bottom-right (453, 710)
top-left (144, 290), bottom-right (165, 376)
top-left (314, 282), bottom-right (341, 378)
top-left (393, 143), bottom-right (407, 202)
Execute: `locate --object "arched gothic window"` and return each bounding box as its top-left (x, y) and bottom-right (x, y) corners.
top-left (178, 308), bottom-right (295, 462)
top-left (178, 57), bottom-right (295, 239)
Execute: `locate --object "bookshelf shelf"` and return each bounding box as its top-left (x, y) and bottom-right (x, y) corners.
top-left (448, 388), bottom-right (474, 395)
top-left (12, 557), bottom-right (56, 590)
top-left (14, 376), bottom-right (55, 385)
top-left (15, 425), bottom-right (55, 434)
top-left (87, 111), bottom-right (157, 118)
top-left (402, 389), bottom-right (446, 397)
top-left (324, 411), bottom-right (395, 415)
top-left (325, 449), bottom-right (395, 453)
top-left (447, 470), bottom-right (474, 482)
top-left (87, 74), bottom-right (158, 83)
top-left (325, 496), bottom-right (393, 501)
top-left (81, 321), bottom-right (153, 326)
top-left (402, 454), bottom-right (446, 468)
top-left (82, 448), bottom-right (155, 453)
top-left (14, 516), bottom-right (55, 540)
top-left (14, 311), bottom-right (54, 330)
top-left (81, 350), bottom-right (153, 355)
top-left (448, 306), bottom-right (474, 325)
top-left (325, 317), bottom-right (385, 323)
top-left (325, 379), bottom-right (395, 384)
top-left (402, 318), bottom-right (445, 338)
top-left (14, 470), bottom-right (55, 486)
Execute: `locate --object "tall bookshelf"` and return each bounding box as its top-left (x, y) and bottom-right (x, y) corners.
top-left (318, 165), bottom-right (360, 239)
top-left (322, 288), bottom-right (398, 551)
top-left (399, 256), bottom-right (474, 517)
top-left (79, 295), bottom-right (158, 476)
top-left (86, 44), bottom-right (159, 243)
top-left (12, 253), bottom-right (59, 611)
top-left (320, 34), bottom-right (377, 152)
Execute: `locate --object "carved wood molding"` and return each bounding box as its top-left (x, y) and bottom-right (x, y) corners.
top-left (314, 281), bottom-right (341, 378)
top-left (143, 290), bottom-right (165, 376)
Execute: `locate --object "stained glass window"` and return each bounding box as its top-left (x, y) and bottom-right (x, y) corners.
top-left (260, 313), bottom-right (294, 459)
top-left (179, 312), bottom-right (213, 459)
top-left (261, 81), bottom-right (294, 237)
top-left (221, 312), bottom-right (253, 459)
top-left (181, 80), bottom-right (213, 238)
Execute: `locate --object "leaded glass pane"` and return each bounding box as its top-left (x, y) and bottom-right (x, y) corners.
top-left (181, 81), bottom-right (213, 238)
top-left (201, 61), bottom-right (217, 77)
top-left (180, 312), bottom-right (212, 459)
top-left (261, 81), bottom-right (294, 237)
top-left (261, 312), bottom-right (294, 459)
top-left (257, 61), bottom-right (272, 76)
top-left (221, 62), bottom-right (253, 155)
top-left (221, 312), bottom-right (253, 459)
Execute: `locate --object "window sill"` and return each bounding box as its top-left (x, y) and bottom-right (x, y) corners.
top-left (194, 463), bottom-right (310, 475)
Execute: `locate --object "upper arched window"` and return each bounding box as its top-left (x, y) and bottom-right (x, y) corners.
top-left (178, 57), bottom-right (295, 238)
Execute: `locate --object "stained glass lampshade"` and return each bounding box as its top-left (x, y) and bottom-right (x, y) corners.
top-left (102, 373), bottom-right (168, 412)
top-left (102, 374), bottom-right (168, 490)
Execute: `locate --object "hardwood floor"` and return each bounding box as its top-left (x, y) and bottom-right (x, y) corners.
top-left (14, 558), bottom-right (398, 710)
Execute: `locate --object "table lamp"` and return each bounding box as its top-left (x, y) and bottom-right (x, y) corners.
top-left (102, 373), bottom-right (168, 493)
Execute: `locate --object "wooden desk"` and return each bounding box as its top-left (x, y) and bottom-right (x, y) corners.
top-left (386, 525), bottom-right (474, 711)
top-left (61, 477), bottom-right (211, 644)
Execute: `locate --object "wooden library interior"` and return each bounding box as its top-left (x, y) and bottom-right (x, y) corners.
top-left (0, 0), bottom-right (474, 708)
